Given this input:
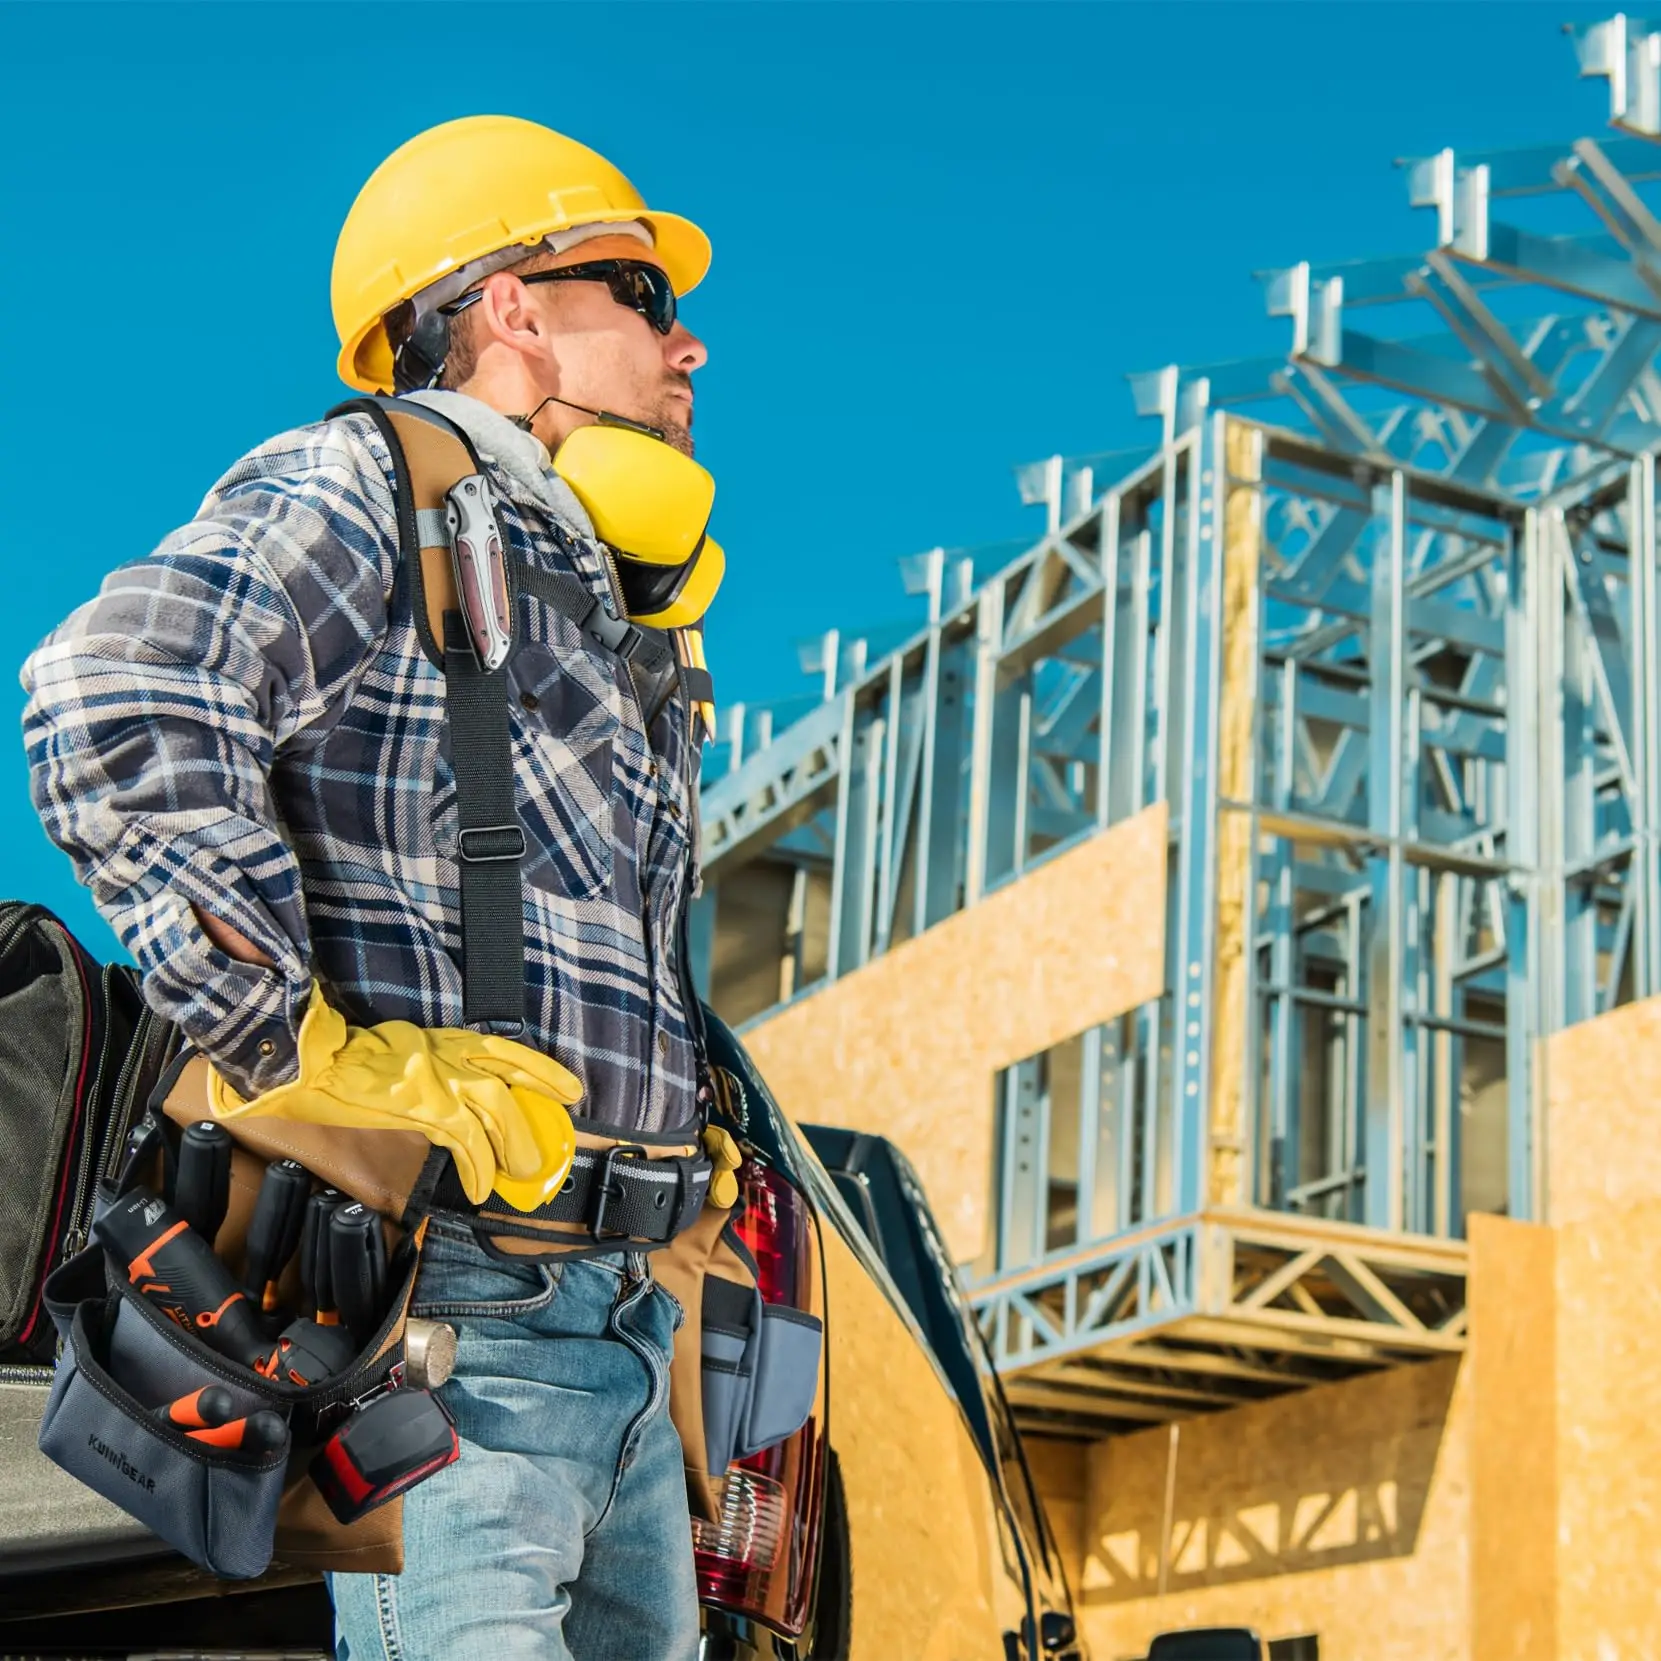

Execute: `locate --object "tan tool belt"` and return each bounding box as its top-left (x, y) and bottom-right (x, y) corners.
top-left (160, 1052), bottom-right (741, 1555)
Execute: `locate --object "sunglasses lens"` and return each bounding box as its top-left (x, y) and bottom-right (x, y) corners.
top-left (622, 265), bottom-right (676, 334)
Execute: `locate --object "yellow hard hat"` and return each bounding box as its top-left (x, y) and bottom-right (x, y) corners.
top-left (332, 115), bottom-right (711, 393)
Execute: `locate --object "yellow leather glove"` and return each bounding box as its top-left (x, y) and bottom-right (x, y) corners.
top-left (208, 983), bottom-right (579, 1210)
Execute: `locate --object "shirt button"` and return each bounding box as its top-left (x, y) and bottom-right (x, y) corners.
top-left (520, 691), bottom-right (540, 713)
top-left (657, 1031), bottom-right (670, 1056)
top-left (258, 1040), bottom-right (275, 1058)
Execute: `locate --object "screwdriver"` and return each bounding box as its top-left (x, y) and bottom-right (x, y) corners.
top-left (174, 1122), bottom-right (233, 1247)
top-left (245, 1159), bottom-right (312, 1314)
top-left (298, 1188), bottom-right (343, 1325)
top-left (187, 1409), bottom-right (288, 1455)
top-left (329, 1203), bottom-right (387, 1346)
top-left (154, 1385), bottom-right (236, 1431)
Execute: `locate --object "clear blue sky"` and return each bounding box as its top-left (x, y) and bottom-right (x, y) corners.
top-left (0, 1), bottom-right (1613, 959)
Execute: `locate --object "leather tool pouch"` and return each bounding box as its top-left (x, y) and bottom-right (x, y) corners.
top-left (37, 1053), bottom-right (436, 1578)
top-left (655, 1095), bottom-right (823, 1526)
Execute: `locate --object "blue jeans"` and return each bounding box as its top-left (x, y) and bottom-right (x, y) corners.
top-left (329, 1222), bottom-right (699, 1661)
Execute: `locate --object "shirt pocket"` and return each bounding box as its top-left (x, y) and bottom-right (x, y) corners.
top-left (431, 643), bottom-right (620, 903)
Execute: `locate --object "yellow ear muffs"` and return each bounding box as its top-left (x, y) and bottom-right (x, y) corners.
top-left (551, 422), bottom-right (725, 629)
top-left (553, 424), bottom-right (714, 566)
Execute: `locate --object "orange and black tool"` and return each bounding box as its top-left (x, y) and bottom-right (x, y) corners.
top-left (253, 1317), bottom-right (357, 1388)
top-left (92, 1188), bottom-right (269, 1367)
top-left (187, 1409), bottom-right (287, 1455)
top-left (154, 1385), bottom-right (236, 1431)
top-left (244, 1160), bottom-right (312, 1315)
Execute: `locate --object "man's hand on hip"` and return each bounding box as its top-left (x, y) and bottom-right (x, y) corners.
top-left (192, 905), bottom-right (277, 969)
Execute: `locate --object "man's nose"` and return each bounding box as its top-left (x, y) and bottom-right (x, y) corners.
top-left (665, 322), bottom-right (707, 374)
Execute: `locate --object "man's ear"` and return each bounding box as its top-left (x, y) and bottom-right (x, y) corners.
top-left (475, 271), bottom-right (547, 359)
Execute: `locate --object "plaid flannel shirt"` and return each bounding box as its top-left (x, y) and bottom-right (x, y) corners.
top-left (20, 392), bottom-right (703, 1136)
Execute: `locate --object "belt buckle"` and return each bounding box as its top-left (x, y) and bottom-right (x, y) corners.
top-left (588, 1143), bottom-right (650, 1240)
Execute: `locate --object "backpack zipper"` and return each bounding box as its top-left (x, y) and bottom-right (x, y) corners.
top-left (7, 926), bottom-right (97, 1358)
top-left (59, 999), bottom-right (166, 1267)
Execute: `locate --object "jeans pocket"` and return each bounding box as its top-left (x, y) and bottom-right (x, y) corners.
top-left (410, 1227), bottom-right (562, 1319)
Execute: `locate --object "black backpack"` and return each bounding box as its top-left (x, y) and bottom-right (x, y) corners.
top-left (0, 902), bottom-right (181, 1373)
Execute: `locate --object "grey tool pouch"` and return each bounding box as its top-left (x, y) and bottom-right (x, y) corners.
top-left (38, 1294), bottom-right (288, 1579)
top-left (699, 1274), bottom-right (823, 1475)
top-left (35, 1103), bottom-right (426, 1582)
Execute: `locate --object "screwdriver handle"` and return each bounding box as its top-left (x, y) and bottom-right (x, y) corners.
top-left (329, 1203), bottom-right (387, 1344)
top-left (155, 1385), bottom-right (235, 1431)
top-left (245, 1159), bottom-right (313, 1314)
top-left (299, 1189), bottom-right (343, 1324)
top-left (175, 1122), bottom-right (232, 1248)
top-left (187, 1409), bottom-right (287, 1455)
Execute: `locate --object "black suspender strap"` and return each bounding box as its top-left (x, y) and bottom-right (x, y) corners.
top-left (442, 611), bottom-right (527, 1028)
top-left (326, 394), bottom-right (704, 1038)
top-left (508, 557), bottom-right (675, 674)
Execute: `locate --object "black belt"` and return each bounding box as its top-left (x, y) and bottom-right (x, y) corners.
top-left (431, 1143), bottom-right (712, 1244)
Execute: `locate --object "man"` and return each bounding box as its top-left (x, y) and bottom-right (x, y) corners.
top-left (22, 117), bottom-right (714, 1659)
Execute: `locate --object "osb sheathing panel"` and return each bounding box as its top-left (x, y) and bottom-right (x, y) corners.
top-left (1206, 421), bottom-right (1263, 1209)
top-left (1065, 1358), bottom-right (1470, 1661)
top-left (1468, 1215), bottom-right (1557, 1661)
top-left (742, 802), bottom-right (1168, 1263)
top-left (819, 1204), bottom-right (1026, 1657)
top-left (1543, 990), bottom-right (1661, 1226)
top-left (1553, 1196), bottom-right (1661, 1661)
top-left (1022, 1437), bottom-right (1089, 1590)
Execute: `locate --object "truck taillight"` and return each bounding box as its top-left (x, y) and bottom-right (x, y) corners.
top-left (693, 1158), bottom-right (825, 1636)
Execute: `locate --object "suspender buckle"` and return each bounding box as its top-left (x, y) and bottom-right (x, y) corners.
top-left (458, 824), bottom-right (527, 863)
top-left (583, 602), bottom-right (644, 660)
top-left (588, 1143), bottom-right (650, 1239)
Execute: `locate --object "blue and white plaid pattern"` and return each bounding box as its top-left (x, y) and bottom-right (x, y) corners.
top-left (21, 408), bottom-right (701, 1134)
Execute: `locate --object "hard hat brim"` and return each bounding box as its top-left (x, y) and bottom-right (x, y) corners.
top-left (337, 208), bottom-right (711, 394)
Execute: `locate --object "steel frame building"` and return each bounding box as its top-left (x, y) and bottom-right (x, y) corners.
top-left (693, 15), bottom-right (1661, 1435)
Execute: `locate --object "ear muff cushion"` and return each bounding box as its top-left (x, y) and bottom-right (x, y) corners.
top-left (629, 537), bottom-right (724, 630)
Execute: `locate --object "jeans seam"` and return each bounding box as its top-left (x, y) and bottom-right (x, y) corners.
top-left (372, 1572), bottom-right (406, 1661)
top-left (587, 1276), bottom-right (666, 1537)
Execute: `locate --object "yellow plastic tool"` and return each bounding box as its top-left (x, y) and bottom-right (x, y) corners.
top-left (209, 984), bottom-right (579, 1208)
top-left (703, 1124), bottom-right (744, 1211)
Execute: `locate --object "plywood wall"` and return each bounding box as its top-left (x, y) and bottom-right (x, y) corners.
top-left (1073, 1358), bottom-right (1471, 1661)
top-left (740, 802), bottom-right (1169, 1263)
top-left (1544, 991), bottom-right (1661, 1227)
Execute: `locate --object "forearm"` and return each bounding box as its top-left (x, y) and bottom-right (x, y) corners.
top-left (20, 415), bottom-right (399, 1093)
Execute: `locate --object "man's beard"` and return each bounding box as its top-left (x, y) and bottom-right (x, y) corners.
top-left (660, 419), bottom-right (694, 459)
top-left (652, 378), bottom-right (695, 458)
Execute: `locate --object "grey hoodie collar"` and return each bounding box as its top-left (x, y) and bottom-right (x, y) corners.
top-left (403, 390), bottom-right (596, 541)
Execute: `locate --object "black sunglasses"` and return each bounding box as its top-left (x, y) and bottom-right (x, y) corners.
top-left (442, 258), bottom-right (678, 336)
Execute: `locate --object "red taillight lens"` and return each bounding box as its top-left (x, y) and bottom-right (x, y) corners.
top-left (693, 1158), bottom-right (824, 1636)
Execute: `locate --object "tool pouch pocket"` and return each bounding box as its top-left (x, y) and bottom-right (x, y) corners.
top-left (35, 1067), bottom-right (435, 1580)
top-left (699, 1274), bottom-right (823, 1474)
top-left (658, 1170), bottom-right (824, 1524)
top-left (38, 1290), bottom-right (288, 1579)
